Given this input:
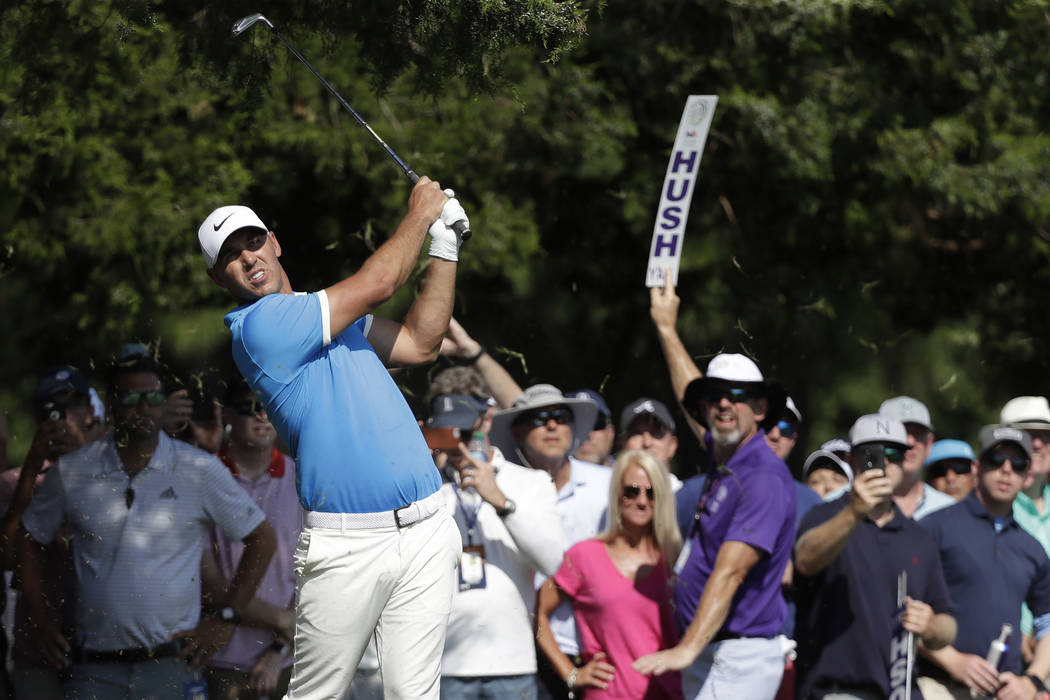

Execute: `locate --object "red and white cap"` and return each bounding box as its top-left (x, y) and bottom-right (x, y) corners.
top-left (198, 205), bottom-right (268, 269)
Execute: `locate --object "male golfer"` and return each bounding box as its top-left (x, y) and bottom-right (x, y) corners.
top-left (198, 176), bottom-right (468, 699)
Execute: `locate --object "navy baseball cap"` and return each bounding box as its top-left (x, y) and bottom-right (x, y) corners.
top-left (34, 365), bottom-right (91, 404)
top-left (568, 389), bottom-right (611, 419)
top-left (620, 397), bottom-right (676, 434)
top-left (426, 394), bottom-right (488, 431)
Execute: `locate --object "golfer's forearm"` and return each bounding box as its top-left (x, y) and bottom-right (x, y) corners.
top-left (397, 260), bottom-right (457, 364)
top-left (355, 209), bottom-right (432, 302)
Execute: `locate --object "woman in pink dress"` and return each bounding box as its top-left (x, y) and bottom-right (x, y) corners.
top-left (536, 449), bottom-right (683, 699)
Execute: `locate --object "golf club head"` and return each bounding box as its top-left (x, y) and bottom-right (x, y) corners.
top-left (232, 13), bottom-right (273, 36)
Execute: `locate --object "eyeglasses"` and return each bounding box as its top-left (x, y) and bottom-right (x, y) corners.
top-left (622, 484), bottom-right (655, 500)
top-left (593, 413), bottom-right (610, 431)
top-left (775, 421), bottom-right (797, 439)
top-left (982, 453), bottom-right (1030, 475)
top-left (233, 399), bottom-right (266, 418)
top-left (513, 407), bottom-right (573, 429)
top-left (116, 390), bottom-right (166, 408)
top-left (701, 386), bottom-right (756, 404)
top-left (927, 460), bottom-right (972, 480)
top-left (884, 447), bottom-right (907, 465)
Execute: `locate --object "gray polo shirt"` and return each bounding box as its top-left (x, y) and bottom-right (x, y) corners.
top-left (23, 433), bottom-right (266, 651)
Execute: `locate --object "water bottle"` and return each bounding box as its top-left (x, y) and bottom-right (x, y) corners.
top-left (972, 623), bottom-right (1011, 699)
top-left (467, 431), bottom-right (487, 461)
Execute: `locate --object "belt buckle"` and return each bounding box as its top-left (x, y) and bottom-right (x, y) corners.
top-left (394, 504), bottom-right (412, 529)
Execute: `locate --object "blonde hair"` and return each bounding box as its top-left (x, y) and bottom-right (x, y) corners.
top-left (602, 449), bottom-right (681, 566)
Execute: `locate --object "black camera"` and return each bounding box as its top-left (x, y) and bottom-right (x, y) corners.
top-left (39, 400), bottom-right (66, 423)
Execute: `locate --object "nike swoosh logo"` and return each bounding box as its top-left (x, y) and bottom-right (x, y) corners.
top-left (214, 213), bottom-right (235, 231)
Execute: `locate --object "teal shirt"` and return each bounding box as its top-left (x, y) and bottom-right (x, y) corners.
top-left (1013, 484), bottom-right (1050, 634)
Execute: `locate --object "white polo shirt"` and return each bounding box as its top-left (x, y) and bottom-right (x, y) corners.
top-left (22, 433), bottom-right (266, 651)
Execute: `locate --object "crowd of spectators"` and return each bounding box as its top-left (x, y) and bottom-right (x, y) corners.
top-left (3, 279), bottom-right (1050, 700)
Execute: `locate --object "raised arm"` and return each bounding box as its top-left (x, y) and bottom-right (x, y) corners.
top-left (794, 470), bottom-right (887, 577)
top-left (324, 177), bottom-right (449, 343)
top-left (440, 317), bottom-right (523, 408)
top-left (649, 277), bottom-right (704, 441)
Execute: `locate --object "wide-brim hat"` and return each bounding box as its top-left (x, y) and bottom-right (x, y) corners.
top-left (489, 384), bottom-right (598, 462)
top-left (681, 353), bottom-right (786, 432)
top-left (1000, 396), bottom-right (1050, 431)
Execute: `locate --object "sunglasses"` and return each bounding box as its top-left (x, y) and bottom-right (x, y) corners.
top-left (701, 386), bottom-right (757, 404)
top-left (233, 399), bottom-right (266, 418)
top-left (116, 390), bottom-right (167, 408)
top-left (927, 460), bottom-right (972, 480)
top-left (622, 484), bottom-right (655, 500)
top-left (513, 407), bottom-right (573, 429)
top-left (775, 420), bottom-right (797, 439)
top-left (982, 453), bottom-right (1030, 475)
top-left (593, 413), bottom-right (611, 431)
top-left (884, 447), bottom-right (907, 465)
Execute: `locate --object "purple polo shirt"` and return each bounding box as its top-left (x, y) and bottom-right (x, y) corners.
top-left (209, 448), bottom-right (303, 672)
top-left (674, 430), bottom-right (796, 637)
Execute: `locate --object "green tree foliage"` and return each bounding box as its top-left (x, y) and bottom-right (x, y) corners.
top-left (3, 0), bottom-right (1050, 474)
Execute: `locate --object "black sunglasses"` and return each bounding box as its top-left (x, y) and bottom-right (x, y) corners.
top-left (233, 399), bottom-right (266, 418)
top-left (593, 413), bottom-right (611, 431)
top-left (982, 453), bottom-right (1030, 475)
top-left (117, 390), bottom-right (166, 408)
top-left (884, 447), bottom-right (907, 465)
top-left (622, 484), bottom-right (655, 500)
top-left (701, 386), bottom-right (757, 404)
top-left (927, 460), bottom-right (972, 480)
top-left (513, 407), bottom-right (573, 429)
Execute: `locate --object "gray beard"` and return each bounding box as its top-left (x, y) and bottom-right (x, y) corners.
top-left (711, 426), bottom-right (742, 448)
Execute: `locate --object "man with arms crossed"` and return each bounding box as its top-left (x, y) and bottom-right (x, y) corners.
top-left (198, 177), bottom-right (468, 699)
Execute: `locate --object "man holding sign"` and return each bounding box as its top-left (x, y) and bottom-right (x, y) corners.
top-left (793, 414), bottom-right (956, 699)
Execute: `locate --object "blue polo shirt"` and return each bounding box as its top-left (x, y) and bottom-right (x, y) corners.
top-left (674, 431), bottom-right (796, 638)
top-left (919, 492), bottom-right (1050, 674)
top-left (794, 495), bottom-right (952, 699)
top-left (225, 291), bottom-right (440, 513)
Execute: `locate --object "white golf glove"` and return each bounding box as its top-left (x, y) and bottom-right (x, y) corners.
top-left (428, 189), bottom-right (470, 262)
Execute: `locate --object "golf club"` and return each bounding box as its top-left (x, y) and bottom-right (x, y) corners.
top-left (232, 13), bottom-right (471, 240)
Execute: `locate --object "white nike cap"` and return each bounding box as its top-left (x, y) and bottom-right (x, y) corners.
top-left (198, 205), bottom-right (268, 269)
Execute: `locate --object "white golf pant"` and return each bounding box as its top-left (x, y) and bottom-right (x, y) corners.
top-left (284, 505), bottom-right (460, 700)
top-left (683, 636), bottom-right (786, 700)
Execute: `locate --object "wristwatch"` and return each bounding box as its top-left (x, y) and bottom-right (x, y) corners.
top-left (218, 606), bottom-right (241, 624)
top-left (496, 498), bottom-right (517, 518)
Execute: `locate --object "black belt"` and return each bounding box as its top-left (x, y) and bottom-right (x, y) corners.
top-left (74, 639), bottom-right (185, 664)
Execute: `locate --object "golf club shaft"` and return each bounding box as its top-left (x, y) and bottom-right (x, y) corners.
top-left (236, 14), bottom-right (470, 240)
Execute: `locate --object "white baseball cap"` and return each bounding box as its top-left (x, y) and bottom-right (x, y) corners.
top-left (850, 414), bottom-right (908, 449)
top-left (198, 205), bottom-right (269, 269)
top-left (879, 396), bottom-right (933, 432)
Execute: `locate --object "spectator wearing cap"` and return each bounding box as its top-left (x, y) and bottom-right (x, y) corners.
top-left (918, 426), bottom-right (1050, 699)
top-left (201, 379), bottom-right (302, 700)
top-left (633, 352), bottom-right (796, 699)
top-left (423, 393), bottom-right (562, 699)
top-left (802, 449), bottom-right (853, 501)
top-left (794, 414), bottom-right (956, 700)
top-left (0, 365), bottom-right (105, 699)
top-left (619, 397), bottom-right (679, 469)
top-left (766, 396), bottom-right (802, 462)
top-left (570, 390), bottom-right (616, 467)
top-left (925, 440), bottom-right (976, 503)
top-left (879, 396), bottom-right (954, 520)
top-left (1002, 397), bottom-right (1050, 666)
top-left (488, 384), bottom-right (608, 700)
top-left (18, 355), bottom-right (277, 699)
